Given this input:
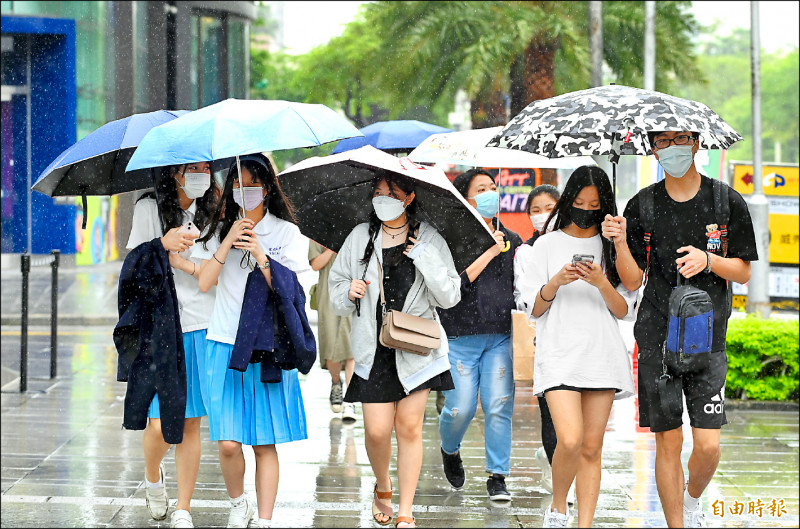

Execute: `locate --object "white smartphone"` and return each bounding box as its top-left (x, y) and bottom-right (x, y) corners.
top-left (571, 253), bottom-right (594, 266)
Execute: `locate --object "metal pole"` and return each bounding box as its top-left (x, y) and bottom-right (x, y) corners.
top-left (589, 1), bottom-right (603, 88)
top-left (20, 254), bottom-right (30, 392)
top-left (644, 1), bottom-right (656, 91)
top-left (50, 250), bottom-right (60, 379)
top-left (747, 1), bottom-right (771, 318)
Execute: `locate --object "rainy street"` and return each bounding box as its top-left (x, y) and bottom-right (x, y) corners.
top-left (1, 262), bottom-right (798, 528)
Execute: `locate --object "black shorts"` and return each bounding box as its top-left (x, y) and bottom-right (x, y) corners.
top-left (638, 351), bottom-right (728, 433)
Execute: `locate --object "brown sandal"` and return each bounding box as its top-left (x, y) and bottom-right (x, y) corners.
top-left (395, 516), bottom-right (416, 528)
top-left (372, 480), bottom-right (393, 526)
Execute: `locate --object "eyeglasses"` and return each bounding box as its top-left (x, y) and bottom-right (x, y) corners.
top-left (652, 134), bottom-right (697, 150)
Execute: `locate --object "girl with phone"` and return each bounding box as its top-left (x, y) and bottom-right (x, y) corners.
top-left (194, 154), bottom-right (309, 528)
top-left (514, 166), bottom-right (635, 528)
top-left (126, 162), bottom-right (218, 528)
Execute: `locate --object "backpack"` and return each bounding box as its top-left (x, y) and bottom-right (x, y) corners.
top-left (639, 177), bottom-right (730, 377)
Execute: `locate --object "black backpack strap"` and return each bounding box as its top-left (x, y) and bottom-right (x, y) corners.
top-left (711, 178), bottom-right (730, 258)
top-left (639, 185), bottom-right (656, 286)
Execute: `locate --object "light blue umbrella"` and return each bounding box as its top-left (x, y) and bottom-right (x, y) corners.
top-left (126, 98), bottom-right (363, 171)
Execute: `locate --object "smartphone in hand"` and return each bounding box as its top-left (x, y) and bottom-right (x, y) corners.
top-left (178, 221), bottom-right (200, 237)
top-left (571, 253), bottom-right (594, 266)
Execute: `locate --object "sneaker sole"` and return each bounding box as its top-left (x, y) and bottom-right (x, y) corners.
top-left (488, 493), bottom-right (512, 502)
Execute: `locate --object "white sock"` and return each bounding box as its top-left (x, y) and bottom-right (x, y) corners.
top-left (258, 519), bottom-right (272, 527)
top-left (230, 493), bottom-right (247, 508)
top-left (146, 474), bottom-right (163, 489)
top-left (684, 488), bottom-right (700, 511)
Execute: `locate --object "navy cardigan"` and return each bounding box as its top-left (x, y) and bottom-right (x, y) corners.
top-left (229, 257), bottom-right (316, 382)
top-left (114, 238), bottom-right (186, 444)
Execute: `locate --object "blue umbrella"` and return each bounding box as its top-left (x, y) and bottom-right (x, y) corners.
top-left (126, 98), bottom-right (363, 172)
top-left (31, 109), bottom-right (190, 228)
top-left (331, 120), bottom-right (453, 154)
top-left (33, 109), bottom-right (190, 197)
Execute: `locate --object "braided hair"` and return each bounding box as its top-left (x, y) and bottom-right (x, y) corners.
top-left (360, 172), bottom-right (419, 269)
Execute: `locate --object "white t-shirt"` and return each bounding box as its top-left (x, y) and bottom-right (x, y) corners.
top-left (514, 230), bottom-right (636, 399)
top-left (126, 197), bottom-right (215, 333)
top-left (191, 211), bottom-right (310, 344)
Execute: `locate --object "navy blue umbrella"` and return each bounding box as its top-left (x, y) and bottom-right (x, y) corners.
top-left (331, 120), bottom-right (452, 154)
top-left (32, 109), bottom-right (190, 228)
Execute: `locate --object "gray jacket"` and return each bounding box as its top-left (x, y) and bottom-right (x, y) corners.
top-left (329, 221), bottom-right (461, 393)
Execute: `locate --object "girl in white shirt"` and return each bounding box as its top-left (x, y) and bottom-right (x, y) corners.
top-left (515, 166), bottom-right (635, 528)
top-left (126, 161), bottom-right (218, 528)
top-left (194, 154), bottom-right (309, 529)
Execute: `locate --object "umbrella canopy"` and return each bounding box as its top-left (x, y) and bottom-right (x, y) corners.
top-left (408, 126), bottom-right (595, 169)
top-left (331, 120), bottom-right (453, 154)
top-left (32, 109), bottom-right (190, 197)
top-left (486, 84), bottom-right (742, 161)
top-left (277, 145), bottom-right (496, 273)
top-left (126, 98), bottom-right (363, 171)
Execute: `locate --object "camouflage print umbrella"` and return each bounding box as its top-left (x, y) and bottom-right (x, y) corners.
top-left (486, 84), bottom-right (742, 163)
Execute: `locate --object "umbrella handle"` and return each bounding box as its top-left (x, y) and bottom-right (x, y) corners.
top-left (236, 155), bottom-right (246, 220)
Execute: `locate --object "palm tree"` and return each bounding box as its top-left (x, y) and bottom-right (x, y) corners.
top-left (361, 1), bottom-right (705, 127)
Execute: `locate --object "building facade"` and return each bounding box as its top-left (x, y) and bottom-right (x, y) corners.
top-left (1, 1), bottom-right (255, 263)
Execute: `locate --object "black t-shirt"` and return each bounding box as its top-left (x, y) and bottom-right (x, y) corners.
top-left (438, 222), bottom-right (523, 336)
top-left (624, 177), bottom-right (758, 362)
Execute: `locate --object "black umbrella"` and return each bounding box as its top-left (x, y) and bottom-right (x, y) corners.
top-left (277, 145), bottom-right (496, 273)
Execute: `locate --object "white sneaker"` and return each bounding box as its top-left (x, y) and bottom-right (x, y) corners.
top-left (683, 481), bottom-right (707, 528)
top-left (170, 509), bottom-right (194, 528)
top-left (227, 497), bottom-right (256, 528)
top-left (248, 518), bottom-right (272, 528)
top-left (534, 447), bottom-right (553, 493)
top-left (144, 463), bottom-right (169, 521)
top-left (342, 402), bottom-right (357, 422)
top-left (542, 504), bottom-right (571, 528)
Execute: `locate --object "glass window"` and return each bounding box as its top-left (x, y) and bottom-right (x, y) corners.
top-left (198, 15), bottom-right (224, 107)
top-left (132, 1), bottom-right (149, 113)
top-left (227, 17), bottom-right (249, 99)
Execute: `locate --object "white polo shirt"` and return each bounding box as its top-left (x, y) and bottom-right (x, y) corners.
top-left (191, 211), bottom-right (309, 344)
top-left (126, 197), bottom-right (215, 333)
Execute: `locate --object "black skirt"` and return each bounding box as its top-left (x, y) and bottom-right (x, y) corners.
top-left (345, 245), bottom-right (454, 404)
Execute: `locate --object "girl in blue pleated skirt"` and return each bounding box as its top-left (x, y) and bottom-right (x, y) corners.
top-left (126, 161), bottom-right (219, 528)
top-left (194, 154), bottom-right (309, 528)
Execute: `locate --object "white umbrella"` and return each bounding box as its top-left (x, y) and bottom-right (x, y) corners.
top-left (278, 145), bottom-right (497, 273)
top-left (408, 126), bottom-right (595, 169)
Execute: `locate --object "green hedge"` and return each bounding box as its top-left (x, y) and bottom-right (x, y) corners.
top-left (725, 315), bottom-right (799, 402)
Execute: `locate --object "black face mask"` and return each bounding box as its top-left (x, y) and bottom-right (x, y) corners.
top-left (569, 206), bottom-right (603, 229)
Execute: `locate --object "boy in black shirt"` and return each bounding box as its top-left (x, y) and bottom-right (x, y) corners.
top-left (602, 130), bottom-right (758, 528)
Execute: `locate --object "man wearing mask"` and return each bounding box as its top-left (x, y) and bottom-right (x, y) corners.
top-left (601, 131), bottom-right (758, 528)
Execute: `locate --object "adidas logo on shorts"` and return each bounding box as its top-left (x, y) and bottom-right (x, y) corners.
top-left (704, 391), bottom-right (724, 415)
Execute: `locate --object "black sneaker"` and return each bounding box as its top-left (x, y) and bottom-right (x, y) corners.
top-left (487, 474), bottom-right (511, 502)
top-left (441, 447), bottom-right (465, 489)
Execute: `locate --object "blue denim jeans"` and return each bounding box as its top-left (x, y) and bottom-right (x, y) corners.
top-left (438, 333), bottom-right (515, 475)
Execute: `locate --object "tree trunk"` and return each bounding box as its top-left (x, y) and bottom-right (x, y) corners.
top-left (521, 40), bottom-right (558, 185)
top-left (470, 82), bottom-right (507, 129)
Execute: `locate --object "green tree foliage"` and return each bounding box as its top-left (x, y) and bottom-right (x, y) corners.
top-left (725, 315), bottom-right (799, 401)
top-left (675, 27), bottom-right (799, 164)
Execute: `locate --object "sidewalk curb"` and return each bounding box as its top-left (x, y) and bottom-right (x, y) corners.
top-left (1, 315), bottom-right (118, 327)
top-left (726, 399), bottom-right (799, 411)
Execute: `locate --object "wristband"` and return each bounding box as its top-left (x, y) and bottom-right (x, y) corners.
top-left (704, 251), bottom-right (712, 274)
top-left (213, 253), bottom-right (225, 265)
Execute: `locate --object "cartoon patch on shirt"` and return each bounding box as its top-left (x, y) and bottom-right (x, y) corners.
top-left (706, 223), bottom-right (722, 252)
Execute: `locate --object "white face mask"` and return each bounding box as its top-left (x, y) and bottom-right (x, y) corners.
top-left (176, 172), bottom-right (210, 200)
top-left (372, 195), bottom-right (407, 222)
top-left (530, 212), bottom-right (557, 233)
top-left (233, 186), bottom-right (265, 212)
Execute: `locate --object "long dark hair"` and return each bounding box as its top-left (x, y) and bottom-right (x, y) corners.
top-left (198, 154), bottom-right (296, 248)
top-left (136, 165), bottom-right (218, 234)
top-left (360, 172), bottom-right (420, 268)
top-left (550, 165), bottom-right (620, 287)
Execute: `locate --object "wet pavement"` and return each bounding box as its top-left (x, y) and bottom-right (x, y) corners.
top-left (1, 258), bottom-right (798, 527)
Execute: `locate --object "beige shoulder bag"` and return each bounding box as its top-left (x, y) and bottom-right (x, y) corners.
top-left (377, 258), bottom-right (441, 356)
